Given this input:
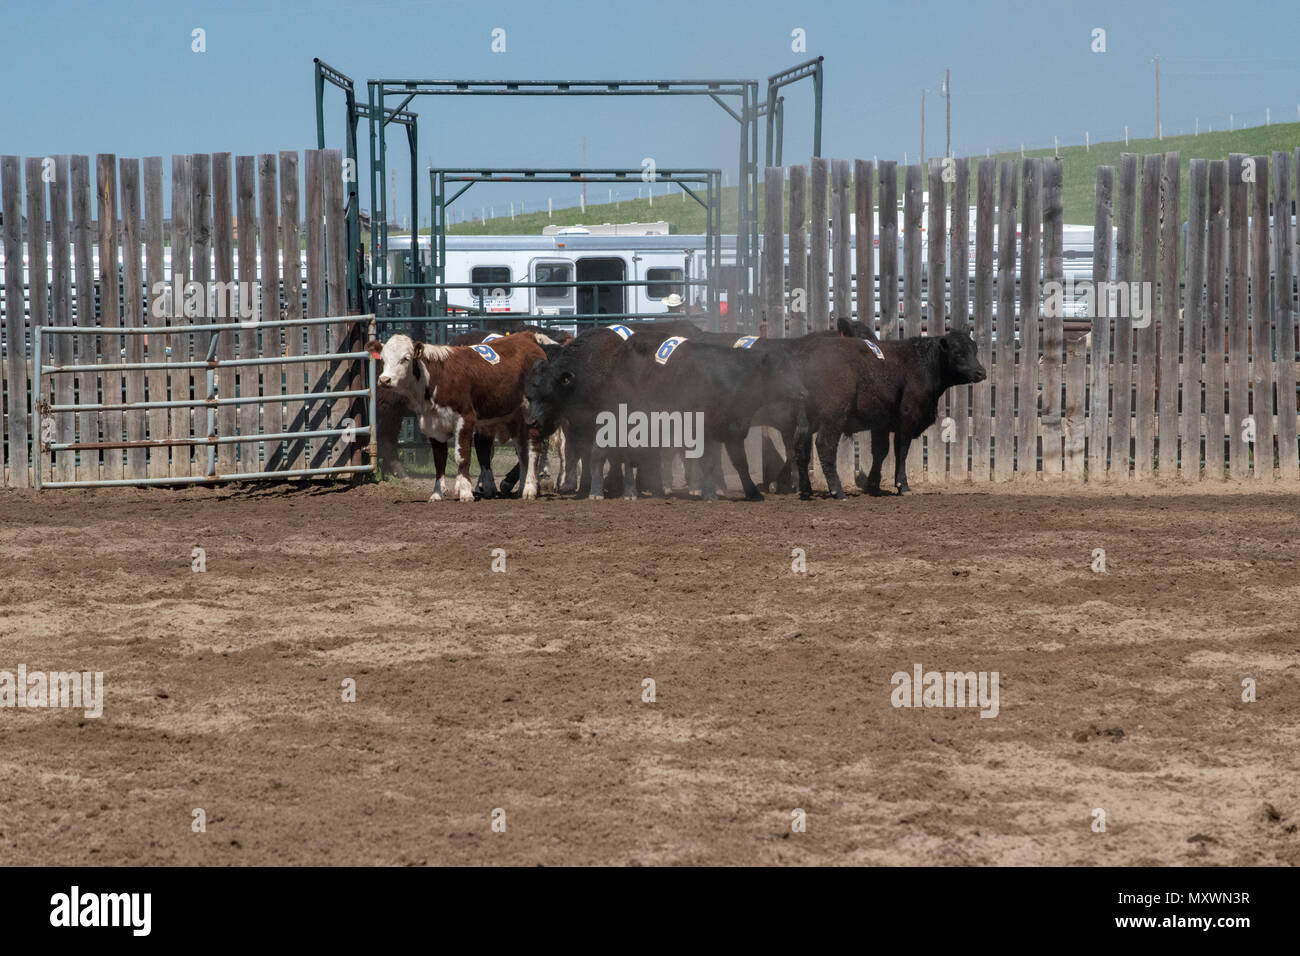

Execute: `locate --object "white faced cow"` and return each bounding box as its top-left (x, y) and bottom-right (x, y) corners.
top-left (369, 332), bottom-right (548, 502)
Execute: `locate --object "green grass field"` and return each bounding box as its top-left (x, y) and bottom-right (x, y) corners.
top-left (430, 122), bottom-right (1300, 236)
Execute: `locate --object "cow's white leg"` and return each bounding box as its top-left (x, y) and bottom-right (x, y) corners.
top-left (523, 441), bottom-right (541, 500)
top-left (452, 417), bottom-right (475, 502)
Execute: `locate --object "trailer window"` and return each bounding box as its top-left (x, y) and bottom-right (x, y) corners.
top-left (471, 266), bottom-right (511, 297)
top-left (646, 267), bottom-right (684, 299)
top-left (535, 263), bottom-right (572, 299)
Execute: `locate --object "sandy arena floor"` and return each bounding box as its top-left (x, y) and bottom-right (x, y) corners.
top-left (0, 476), bottom-right (1297, 865)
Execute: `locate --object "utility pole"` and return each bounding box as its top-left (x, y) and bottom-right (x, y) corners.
top-left (944, 69), bottom-right (951, 157)
top-left (581, 137), bottom-right (587, 209)
top-left (920, 89), bottom-right (926, 165)
top-left (1153, 55), bottom-right (1162, 140)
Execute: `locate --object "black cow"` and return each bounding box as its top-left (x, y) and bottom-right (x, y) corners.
top-left (588, 335), bottom-right (806, 500)
top-left (719, 321), bottom-right (880, 494)
top-left (793, 329), bottom-right (987, 498)
top-left (523, 322), bottom-right (701, 497)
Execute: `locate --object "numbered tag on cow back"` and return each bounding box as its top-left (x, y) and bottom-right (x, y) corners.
top-left (472, 344), bottom-right (502, 365)
top-left (654, 336), bottom-right (688, 365)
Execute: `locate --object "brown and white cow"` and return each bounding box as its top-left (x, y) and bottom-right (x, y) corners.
top-left (367, 332), bottom-right (548, 502)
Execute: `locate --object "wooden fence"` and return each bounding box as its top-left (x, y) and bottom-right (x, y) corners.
top-left (1, 149), bottom-right (366, 488)
top-left (760, 150), bottom-right (1300, 482)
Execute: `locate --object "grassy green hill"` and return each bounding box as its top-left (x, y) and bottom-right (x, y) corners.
top-left (433, 122), bottom-right (1300, 236)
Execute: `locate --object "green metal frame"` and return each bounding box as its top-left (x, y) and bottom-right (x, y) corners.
top-left (764, 57), bottom-right (824, 167)
top-left (424, 167), bottom-right (720, 327)
top-left (312, 60), bottom-right (825, 331)
top-left (314, 59), bottom-right (418, 313)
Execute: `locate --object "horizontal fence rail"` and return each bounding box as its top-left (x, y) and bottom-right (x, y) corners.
top-left (2, 149), bottom-right (368, 488)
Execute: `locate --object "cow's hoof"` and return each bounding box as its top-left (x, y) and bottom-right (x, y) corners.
top-left (522, 483), bottom-right (538, 501)
top-left (429, 491), bottom-right (442, 502)
top-left (455, 476), bottom-right (475, 502)
top-left (799, 491), bottom-right (813, 501)
top-left (855, 471), bottom-right (872, 491)
top-left (591, 493), bottom-right (604, 500)
top-left (745, 491), bottom-right (765, 502)
top-left (479, 486), bottom-right (497, 500)
top-left (774, 480), bottom-right (794, 495)
top-left (831, 489), bottom-right (847, 500)
top-left (557, 483), bottom-right (577, 495)
top-left (895, 484), bottom-right (911, 496)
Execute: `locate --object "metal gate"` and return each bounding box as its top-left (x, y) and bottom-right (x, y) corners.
top-left (31, 314), bottom-right (376, 488)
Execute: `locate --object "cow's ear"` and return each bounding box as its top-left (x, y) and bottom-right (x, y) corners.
top-left (412, 342), bottom-right (423, 361)
top-left (938, 336), bottom-right (951, 354)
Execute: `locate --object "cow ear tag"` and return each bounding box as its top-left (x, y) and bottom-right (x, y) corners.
top-left (863, 338), bottom-right (885, 361)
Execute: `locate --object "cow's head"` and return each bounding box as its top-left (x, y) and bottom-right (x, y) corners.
top-left (370, 334), bottom-right (426, 402)
top-left (938, 330), bottom-right (987, 385)
top-left (760, 349), bottom-right (808, 405)
top-left (523, 355), bottom-right (577, 435)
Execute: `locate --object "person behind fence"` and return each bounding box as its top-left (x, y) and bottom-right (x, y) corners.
top-left (663, 293), bottom-right (686, 314)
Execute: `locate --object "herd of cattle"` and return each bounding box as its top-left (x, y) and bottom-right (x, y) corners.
top-left (366, 316), bottom-right (987, 501)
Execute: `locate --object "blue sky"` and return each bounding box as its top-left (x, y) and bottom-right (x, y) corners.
top-left (3, 0), bottom-right (1298, 222)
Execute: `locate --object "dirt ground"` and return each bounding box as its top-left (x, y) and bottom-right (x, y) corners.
top-left (1, 473), bottom-right (1297, 866)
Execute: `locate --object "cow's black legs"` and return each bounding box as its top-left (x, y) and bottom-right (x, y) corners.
top-left (725, 431), bottom-right (763, 501)
top-left (794, 424), bottom-right (816, 499)
top-left (893, 433), bottom-right (912, 494)
top-left (589, 445), bottom-right (609, 499)
top-left (498, 462), bottom-right (521, 496)
top-left (430, 439), bottom-right (449, 501)
top-left (861, 429), bottom-right (889, 496)
top-left (816, 430), bottom-right (846, 499)
top-left (634, 449), bottom-right (664, 498)
top-left (772, 426), bottom-right (797, 494)
top-left (697, 443), bottom-right (722, 501)
top-left (473, 433), bottom-right (498, 499)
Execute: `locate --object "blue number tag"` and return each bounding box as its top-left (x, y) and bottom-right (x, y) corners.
top-left (863, 338), bottom-right (885, 361)
top-left (607, 324), bottom-right (633, 340)
top-left (482, 333), bottom-right (504, 342)
top-left (733, 336), bottom-right (758, 349)
top-left (654, 336), bottom-right (687, 365)
top-left (472, 344), bottom-right (501, 365)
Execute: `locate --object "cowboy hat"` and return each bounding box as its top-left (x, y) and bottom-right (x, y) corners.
top-left (662, 294), bottom-right (684, 308)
